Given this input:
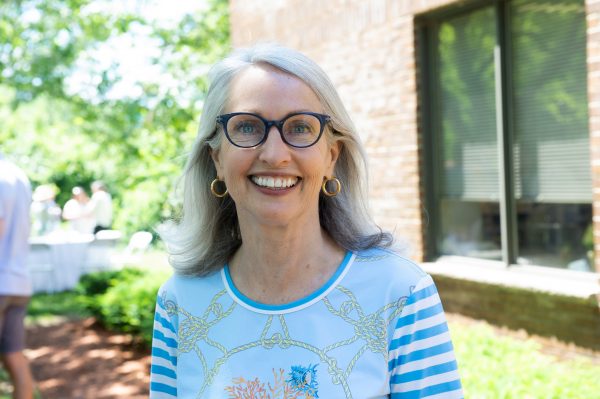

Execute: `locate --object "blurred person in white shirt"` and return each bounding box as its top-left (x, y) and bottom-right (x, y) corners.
top-left (62, 186), bottom-right (95, 234)
top-left (30, 184), bottom-right (61, 237)
top-left (0, 152), bottom-right (35, 399)
top-left (88, 181), bottom-right (113, 234)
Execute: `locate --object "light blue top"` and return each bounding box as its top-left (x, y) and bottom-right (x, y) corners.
top-left (150, 248), bottom-right (463, 398)
top-left (0, 154), bottom-right (32, 296)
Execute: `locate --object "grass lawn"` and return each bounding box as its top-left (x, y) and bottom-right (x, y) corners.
top-left (448, 314), bottom-right (600, 399)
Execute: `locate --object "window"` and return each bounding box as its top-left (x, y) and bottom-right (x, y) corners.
top-left (422, 0), bottom-right (592, 271)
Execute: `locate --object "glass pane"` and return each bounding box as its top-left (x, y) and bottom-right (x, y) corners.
top-left (437, 7), bottom-right (498, 201)
top-left (435, 7), bottom-right (501, 260)
top-left (438, 200), bottom-right (502, 260)
top-left (511, 0), bottom-right (592, 271)
top-left (511, 0), bottom-right (591, 202)
top-left (516, 203), bottom-right (593, 271)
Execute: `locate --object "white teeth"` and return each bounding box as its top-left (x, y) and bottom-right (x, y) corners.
top-left (252, 176), bottom-right (298, 189)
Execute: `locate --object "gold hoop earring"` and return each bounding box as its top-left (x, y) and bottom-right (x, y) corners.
top-left (322, 177), bottom-right (341, 197)
top-left (210, 178), bottom-right (228, 198)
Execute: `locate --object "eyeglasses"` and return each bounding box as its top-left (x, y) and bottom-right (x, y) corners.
top-left (216, 112), bottom-right (331, 148)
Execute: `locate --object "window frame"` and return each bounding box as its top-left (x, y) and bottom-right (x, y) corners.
top-left (417, 0), bottom-right (589, 267)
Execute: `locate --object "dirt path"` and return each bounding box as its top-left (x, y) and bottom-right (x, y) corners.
top-left (26, 318), bottom-right (150, 399)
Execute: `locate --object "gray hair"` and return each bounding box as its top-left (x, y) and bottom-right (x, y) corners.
top-left (160, 43), bottom-right (393, 276)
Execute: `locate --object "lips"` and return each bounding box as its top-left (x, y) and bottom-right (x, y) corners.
top-left (251, 175), bottom-right (299, 189)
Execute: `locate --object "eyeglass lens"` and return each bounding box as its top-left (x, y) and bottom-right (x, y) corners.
top-left (226, 114), bottom-right (322, 147)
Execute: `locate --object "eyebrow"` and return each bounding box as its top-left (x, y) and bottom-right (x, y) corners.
top-left (231, 110), bottom-right (320, 119)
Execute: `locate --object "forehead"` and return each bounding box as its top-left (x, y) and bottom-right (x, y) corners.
top-left (225, 64), bottom-right (323, 115)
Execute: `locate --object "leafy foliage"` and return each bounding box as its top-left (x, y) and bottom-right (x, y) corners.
top-left (26, 290), bottom-right (92, 323)
top-left (76, 268), bottom-right (145, 315)
top-left (0, 0), bottom-right (230, 236)
top-left (76, 267), bottom-right (170, 346)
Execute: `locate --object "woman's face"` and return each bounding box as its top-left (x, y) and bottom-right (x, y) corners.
top-left (211, 64), bottom-right (340, 228)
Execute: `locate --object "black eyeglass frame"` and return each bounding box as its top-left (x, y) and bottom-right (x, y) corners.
top-left (215, 112), bottom-right (331, 148)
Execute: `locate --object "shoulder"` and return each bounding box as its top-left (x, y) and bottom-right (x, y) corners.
top-left (157, 270), bottom-right (224, 309)
top-left (63, 199), bottom-right (77, 208)
top-left (0, 167), bottom-right (30, 203)
top-left (335, 247), bottom-right (433, 308)
top-left (352, 247), bottom-right (428, 287)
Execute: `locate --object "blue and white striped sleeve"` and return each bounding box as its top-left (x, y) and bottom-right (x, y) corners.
top-left (149, 292), bottom-right (178, 398)
top-left (388, 275), bottom-right (463, 398)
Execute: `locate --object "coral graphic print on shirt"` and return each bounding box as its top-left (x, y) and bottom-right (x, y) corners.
top-left (225, 365), bottom-right (319, 399)
top-left (287, 364), bottom-right (318, 398)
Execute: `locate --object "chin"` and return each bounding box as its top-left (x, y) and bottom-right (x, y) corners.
top-left (246, 206), bottom-right (311, 228)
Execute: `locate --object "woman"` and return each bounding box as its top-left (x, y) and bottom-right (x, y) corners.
top-left (150, 43), bottom-right (463, 399)
top-left (62, 186), bottom-right (95, 234)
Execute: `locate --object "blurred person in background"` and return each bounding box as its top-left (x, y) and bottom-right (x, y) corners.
top-left (88, 181), bottom-right (113, 234)
top-left (62, 186), bottom-right (95, 234)
top-left (30, 184), bottom-right (61, 236)
top-left (0, 152), bottom-right (35, 399)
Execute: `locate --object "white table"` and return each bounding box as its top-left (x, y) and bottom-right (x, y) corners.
top-left (28, 231), bottom-right (95, 292)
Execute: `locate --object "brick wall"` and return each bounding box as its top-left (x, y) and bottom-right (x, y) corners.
top-left (588, 0), bottom-right (600, 272)
top-left (433, 274), bottom-right (600, 350)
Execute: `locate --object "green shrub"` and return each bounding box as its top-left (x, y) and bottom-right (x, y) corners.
top-left (27, 291), bottom-right (91, 322)
top-left (76, 268), bottom-right (146, 318)
top-left (77, 268), bottom-right (145, 296)
top-left (98, 271), bottom-right (166, 345)
top-left (77, 267), bottom-right (170, 346)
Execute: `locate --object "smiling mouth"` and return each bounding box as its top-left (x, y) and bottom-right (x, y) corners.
top-left (251, 175), bottom-right (299, 189)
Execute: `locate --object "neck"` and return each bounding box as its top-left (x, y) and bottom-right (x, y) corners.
top-left (228, 218), bottom-right (345, 305)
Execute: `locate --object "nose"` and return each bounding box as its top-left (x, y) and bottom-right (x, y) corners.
top-left (258, 125), bottom-right (291, 166)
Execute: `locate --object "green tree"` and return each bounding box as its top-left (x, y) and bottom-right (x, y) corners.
top-left (0, 0), bottom-right (230, 237)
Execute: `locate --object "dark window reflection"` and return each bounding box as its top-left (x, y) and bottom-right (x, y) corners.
top-left (516, 203), bottom-right (593, 271)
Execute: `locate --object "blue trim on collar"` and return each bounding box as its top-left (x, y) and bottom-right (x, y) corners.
top-left (223, 251), bottom-right (353, 312)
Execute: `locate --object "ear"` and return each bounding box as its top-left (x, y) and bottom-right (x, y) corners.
top-left (326, 140), bottom-right (341, 177)
top-left (209, 147), bottom-right (223, 178)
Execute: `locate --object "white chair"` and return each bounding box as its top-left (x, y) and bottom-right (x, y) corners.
top-left (28, 243), bottom-right (57, 293)
top-left (117, 231), bottom-right (153, 267)
top-left (83, 230), bottom-right (123, 273)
